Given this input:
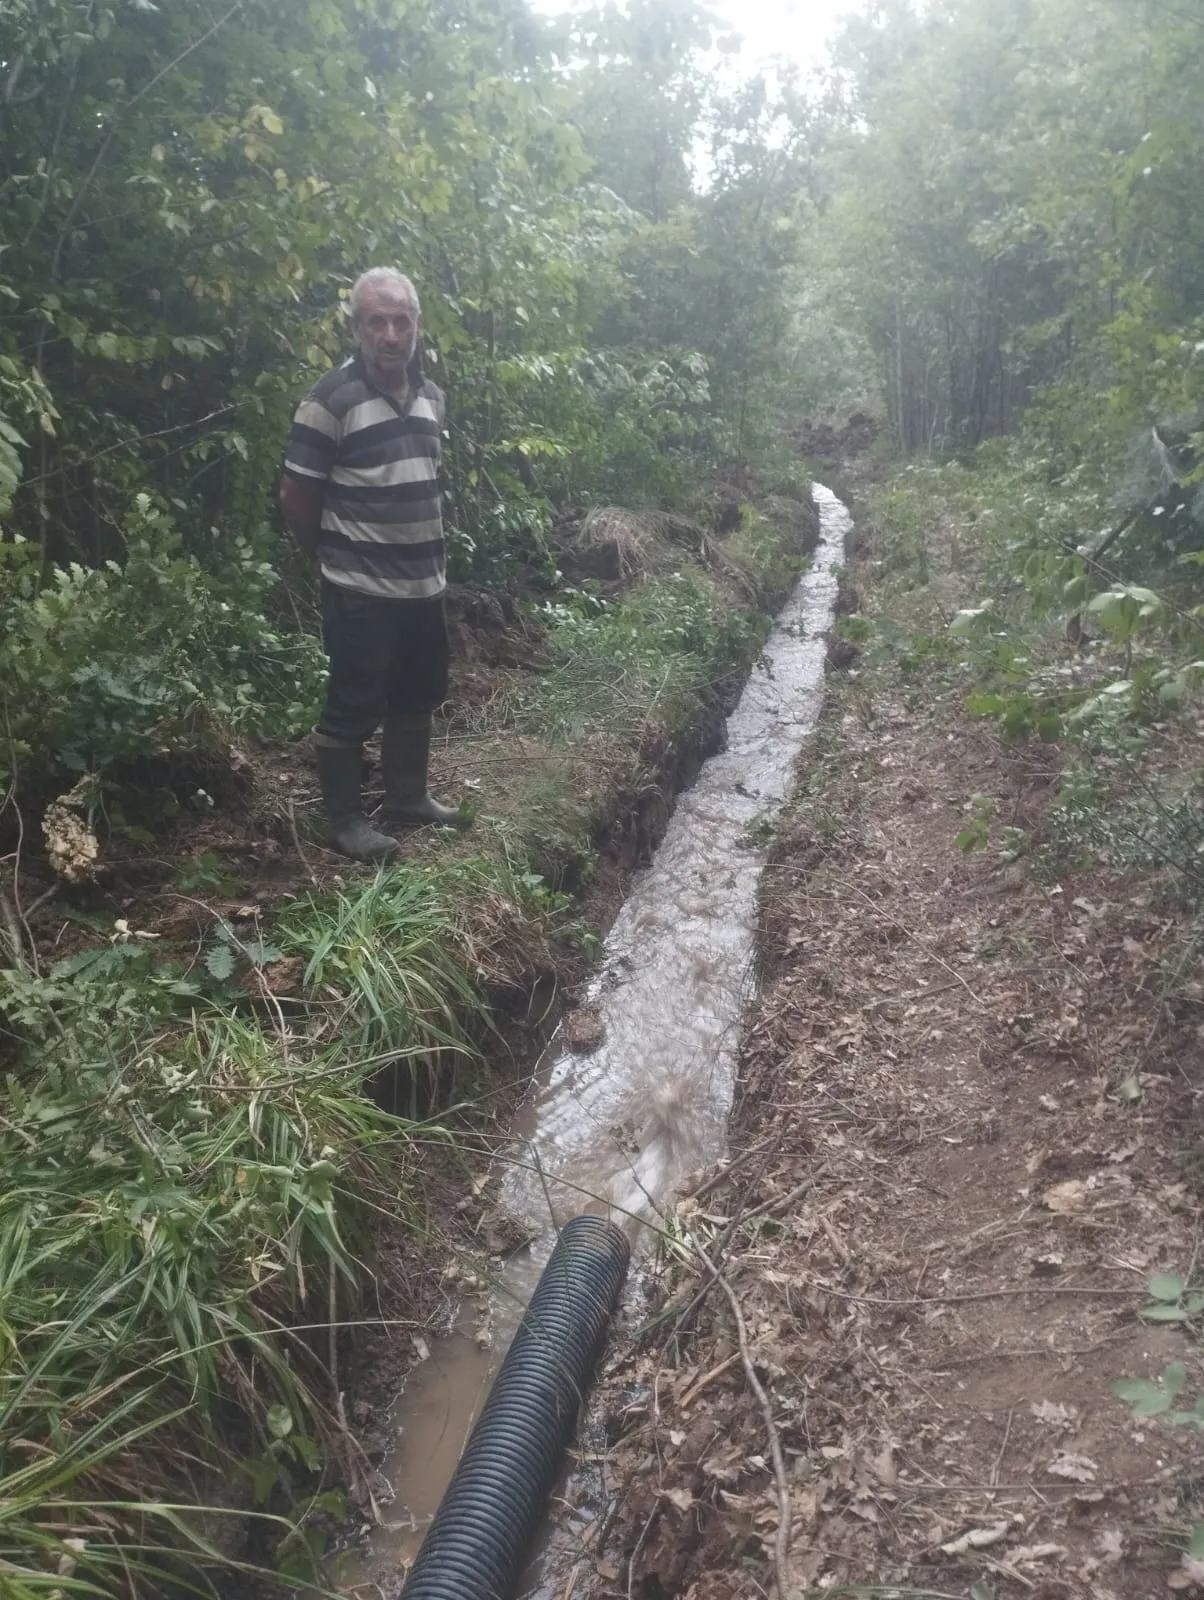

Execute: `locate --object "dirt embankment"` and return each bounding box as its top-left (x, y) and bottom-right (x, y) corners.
top-left (582, 478), bottom-right (1204, 1600)
top-left (15, 493), bottom-right (819, 987)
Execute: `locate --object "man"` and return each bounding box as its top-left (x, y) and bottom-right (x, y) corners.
top-left (279, 268), bottom-right (463, 863)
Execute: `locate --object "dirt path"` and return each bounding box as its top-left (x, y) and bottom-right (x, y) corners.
top-left (585, 484), bottom-right (1204, 1600)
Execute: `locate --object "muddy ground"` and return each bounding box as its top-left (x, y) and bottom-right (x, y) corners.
top-left (573, 481), bottom-right (1204, 1599)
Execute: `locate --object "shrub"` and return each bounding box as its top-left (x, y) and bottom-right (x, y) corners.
top-left (0, 496), bottom-right (324, 804)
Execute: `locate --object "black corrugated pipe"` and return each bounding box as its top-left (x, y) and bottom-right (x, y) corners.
top-left (399, 1213), bottom-right (631, 1600)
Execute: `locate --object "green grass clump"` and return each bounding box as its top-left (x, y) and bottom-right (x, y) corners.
top-left (0, 849), bottom-right (577, 1593)
top-left (0, 986), bottom-right (438, 1593)
top-left (281, 869), bottom-right (487, 1080)
top-left (517, 569), bottom-right (772, 748)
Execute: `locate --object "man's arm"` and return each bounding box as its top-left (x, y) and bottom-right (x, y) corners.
top-left (278, 471), bottom-right (324, 559)
top-left (280, 390), bottom-right (339, 558)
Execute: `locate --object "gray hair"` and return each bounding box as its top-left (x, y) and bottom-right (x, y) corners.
top-left (349, 267), bottom-right (420, 322)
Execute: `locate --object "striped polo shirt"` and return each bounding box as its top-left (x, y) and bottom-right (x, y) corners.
top-left (283, 355), bottom-right (447, 600)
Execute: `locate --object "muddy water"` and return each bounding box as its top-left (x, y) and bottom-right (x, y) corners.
top-left (342, 487), bottom-right (849, 1596)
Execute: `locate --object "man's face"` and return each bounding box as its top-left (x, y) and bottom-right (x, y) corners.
top-left (353, 283), bottom-right (420, 383)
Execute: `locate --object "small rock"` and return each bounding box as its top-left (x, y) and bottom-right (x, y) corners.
top-left (563, 1006), bottom-right (605, 1053)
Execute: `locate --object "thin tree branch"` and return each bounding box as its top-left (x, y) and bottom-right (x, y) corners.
top-left (0, 888), bottom-right (26, 971)
top-left (19, 407), bottom-right (238, 488)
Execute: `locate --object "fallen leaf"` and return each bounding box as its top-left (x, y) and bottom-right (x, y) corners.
top-left (1048, 1452), bottom-right (1098, 1482)
top-left (1031, 1399), bottom-right (1075, 1428)
top-left (1012, 1543), bottom-right (1067, 1564)
top-left (1096, 1528), bottom-right (1125, 1563)
top-left (1043, 1180), bottom-right (1088, 1214)
top-left (941, 1523), bottom-right (1010, 1555)
top-left (849, 1494), bottom-right (880, 1523)
top-left (662, 1487), bottom-right (694, 1513)
top-left (794, 1486), bottom-right (822, 1526)
top-left (1031, 1252), bottom-right (1065, 1277)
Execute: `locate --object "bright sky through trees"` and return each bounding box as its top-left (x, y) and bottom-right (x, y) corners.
top-left (707, 0), bottom-right (860, 71)
top-left (533, 0), bottom-right (863, 74)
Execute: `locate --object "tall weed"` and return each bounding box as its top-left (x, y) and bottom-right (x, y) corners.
top-left (0, 880), bottom-right (465, 1591)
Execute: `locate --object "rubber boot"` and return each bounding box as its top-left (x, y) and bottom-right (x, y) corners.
top-left (380, 712), bottom-right (466, 827)
top-left (315, 739), bottom-right (402, 863)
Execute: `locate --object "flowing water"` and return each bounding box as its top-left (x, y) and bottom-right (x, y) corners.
top-left (341, 486), bottom-right (849, 1597)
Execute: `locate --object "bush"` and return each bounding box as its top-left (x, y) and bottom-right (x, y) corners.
top-left (0, 496), bottom-right (324, 803)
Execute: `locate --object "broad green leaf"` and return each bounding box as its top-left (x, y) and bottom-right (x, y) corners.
top-left (265, 1404), bottom-right (293, 1440)
top-left (1148, 1272), bottom-right (1184, 1303)
top-left (204, 942), bottom-right (237, 982)
top-left (1163, 1361), bottom-right (1187, 1396)
top-left (1113, 1376), bottom-right (1173, 1416)
top-left (247, 104), bottom-right (284, 135)
top-left (245, 940), bottom-right (284, 967)
top-left (245, 1455), bottom-right (278, 1504)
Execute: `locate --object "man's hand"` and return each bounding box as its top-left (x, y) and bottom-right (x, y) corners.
top-left (278, 473), bottom-right (324, 558)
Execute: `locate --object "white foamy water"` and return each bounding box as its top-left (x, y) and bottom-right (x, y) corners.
top-left (500, 485), bottom-right (849, 1260)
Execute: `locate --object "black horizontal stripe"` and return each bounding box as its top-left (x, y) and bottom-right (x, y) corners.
top-left (310, 364), bottom-right (373, 415)
top-left (343, 410), bottom-right (440, 444)
top-left (328, 477), bottom-right (439, 507)
top-left (284, 423), bottom-right (337, 476)
top-left (320, 537), bottom-right (445, 574)
top-left (325, 505), bottom-right (440, 534)
top-left (290, 420), bottom-right (337, 452)
top-left (339, 433), bottom-right (438, 468)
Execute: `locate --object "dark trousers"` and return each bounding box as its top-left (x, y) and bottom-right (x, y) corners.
top-left (317, 580), bottom-right (449, 743)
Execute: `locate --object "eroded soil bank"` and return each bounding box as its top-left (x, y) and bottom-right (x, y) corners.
top-left (574, 473), bottom-right (1204, 1600)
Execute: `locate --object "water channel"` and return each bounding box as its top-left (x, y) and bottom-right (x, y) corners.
top-left (342, 485), bottom-right (850, 1598)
